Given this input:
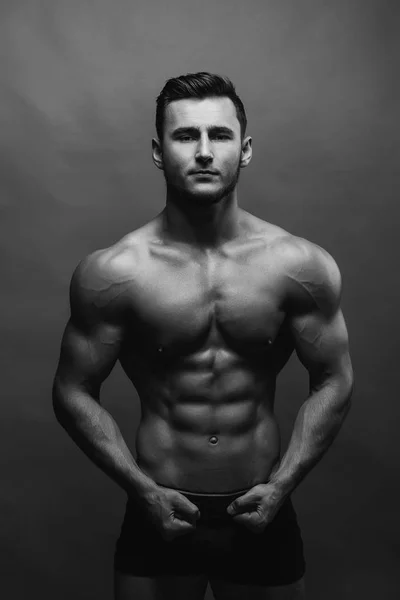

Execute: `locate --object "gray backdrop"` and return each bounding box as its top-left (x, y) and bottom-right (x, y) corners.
top-left (1, 1), bottom-right (399, 598)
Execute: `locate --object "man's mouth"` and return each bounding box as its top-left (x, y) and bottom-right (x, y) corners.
top-left (192, 170), bottom-right (219, 175)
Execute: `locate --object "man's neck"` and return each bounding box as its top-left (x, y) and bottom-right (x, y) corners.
top-left (160, 189), bottom-right (243, 252)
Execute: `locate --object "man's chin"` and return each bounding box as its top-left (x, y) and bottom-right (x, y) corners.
top-left (188, 188), bottom-right (225, 203)
top-left (168, 184), bottom-right (227, 205)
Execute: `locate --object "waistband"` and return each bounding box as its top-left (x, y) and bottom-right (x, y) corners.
top-left (157, 484), bottom-right (251, 499)
top-left (156, 484), bottom-right (252, 521)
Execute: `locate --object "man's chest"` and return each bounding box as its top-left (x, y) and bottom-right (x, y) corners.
top-left (124, 247), bottom-right (290, 358)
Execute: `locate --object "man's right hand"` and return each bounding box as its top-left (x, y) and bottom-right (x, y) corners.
top-left (140, 486), bottom-right (201, 541)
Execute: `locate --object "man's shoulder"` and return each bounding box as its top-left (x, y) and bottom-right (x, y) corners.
top-left (244, 213), bottom-right (340, 287)
top-left (70, 232), bottom-right (144, 315)
top-left (269, 233), bottom-right (342, 313)
top-left (273, 232), bottom-right (337, 269)
top-left (74, 242), bottom-right (135, 285)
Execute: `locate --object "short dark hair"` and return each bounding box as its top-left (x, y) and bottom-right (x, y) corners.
top-left (155, 72), bottom-right (247, 142)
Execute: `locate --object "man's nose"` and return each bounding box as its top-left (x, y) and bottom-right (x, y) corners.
top-left (195, 136), bottom-right (213, 162)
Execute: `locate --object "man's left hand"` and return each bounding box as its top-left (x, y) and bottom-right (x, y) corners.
top-left (226, 483), bottom-right (285, 534)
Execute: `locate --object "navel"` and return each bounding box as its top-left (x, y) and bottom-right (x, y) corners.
top-left (209, 436), bottom-right (219, 445)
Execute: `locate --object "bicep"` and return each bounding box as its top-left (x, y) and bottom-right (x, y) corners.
top-left (55, 317), bottom-right (123, 398)
top-left (54, 253), bottom-right (126, 399)
top-left (290, 307), bottom-right (352, 391)
top-left (283, 238), bottom-right (353, 391)
top-left (54, 319), bottom-right (122, 400)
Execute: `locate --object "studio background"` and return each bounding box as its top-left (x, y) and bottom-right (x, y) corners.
top-left (1, 1), bottom-right (398, 598)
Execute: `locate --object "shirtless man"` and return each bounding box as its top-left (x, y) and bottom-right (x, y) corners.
top-left (52, 72), bottom-right (354, 600)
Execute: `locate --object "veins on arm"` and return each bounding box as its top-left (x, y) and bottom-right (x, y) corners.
top-left (283, 239), bottom-right (352, 389)
top-left (267, 239), bottom-right (353, 495)
top-left (56, 249), bottom-right (134, 397)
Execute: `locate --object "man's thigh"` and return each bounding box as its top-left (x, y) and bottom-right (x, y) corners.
top-left (209, 575), bottom-right (306, 600)
top-left (114, 570), bottom-right (209, 600)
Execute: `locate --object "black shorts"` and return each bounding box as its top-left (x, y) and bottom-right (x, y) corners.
top-left (114, 486), bottom-right (306, 586)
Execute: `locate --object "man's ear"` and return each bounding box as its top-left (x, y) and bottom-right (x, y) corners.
top-left (152, 138), bottom-right (163, 170)
top-left (240, 135), bottom-right (252, 168)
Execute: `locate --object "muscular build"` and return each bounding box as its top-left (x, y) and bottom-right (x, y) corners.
top-left (54, 211), bottom-right (351, 495)
top-left (52, 79), bottom-right (353, 600)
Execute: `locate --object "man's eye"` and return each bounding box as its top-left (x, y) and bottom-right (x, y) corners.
top-left (179, 136), bottom-right (194, 141)
top-left (214, 135), bottom-right (230, 141)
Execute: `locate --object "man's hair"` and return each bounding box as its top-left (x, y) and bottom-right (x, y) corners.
top-left (155, 72), bottom-right (247, 142)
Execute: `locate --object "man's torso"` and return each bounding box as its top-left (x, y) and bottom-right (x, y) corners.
top-left (91, 209), bottom-right (311, 492)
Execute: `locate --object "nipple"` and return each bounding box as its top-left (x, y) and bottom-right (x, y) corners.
top-left (209, 436), bottom-right (218, 445)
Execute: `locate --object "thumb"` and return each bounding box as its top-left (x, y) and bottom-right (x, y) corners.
top-left (173, 494), bottom-right (200, 521)
top-left (227, 493), bottom-right (257, 515)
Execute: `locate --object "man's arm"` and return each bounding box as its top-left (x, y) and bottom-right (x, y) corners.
top-left (269, 242), bottom-right (354, 497)
top-left (52, 251), bottom-right (158, 502)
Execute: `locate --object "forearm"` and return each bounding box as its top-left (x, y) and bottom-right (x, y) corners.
top-left (269, 375), bottom-right (353, 497)
top-left (52, 383), bottom-right (158, 501)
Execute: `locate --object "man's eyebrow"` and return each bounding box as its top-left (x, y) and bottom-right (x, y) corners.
top-left (171, 125), bottom-right (235, 136)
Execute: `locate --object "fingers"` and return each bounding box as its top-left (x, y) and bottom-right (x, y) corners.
top-left (232, 512), bottom-right (267, 535)
top-left (227, 494), bottom-right (258, 516)
top-left (171, 492), bottom-right (201, 523)
top-left (165, 506), bottom-right (199, 541)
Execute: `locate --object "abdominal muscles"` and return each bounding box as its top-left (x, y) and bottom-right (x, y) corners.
top-left (134, 359), bottom-right (281, 493)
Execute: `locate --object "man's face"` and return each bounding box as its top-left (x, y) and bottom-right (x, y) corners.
top-left (155, 97), bottom-right (250, 204)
